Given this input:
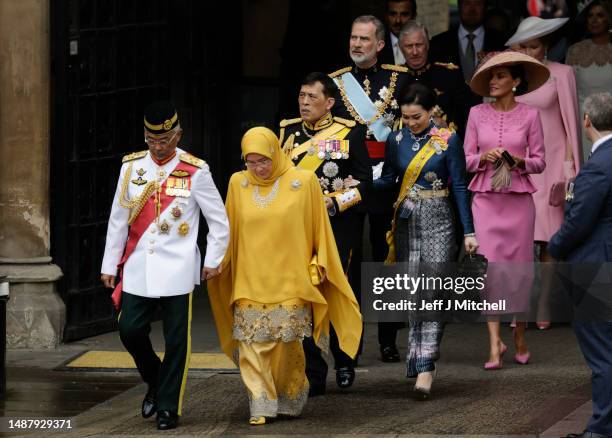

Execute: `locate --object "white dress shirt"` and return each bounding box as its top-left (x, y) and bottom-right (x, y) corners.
top-left (390, 32), bottom-right (406, 66)
top-left (101, 147), bottom-right (230, 297)
top-left (458, 24), bottom-right (485, 68)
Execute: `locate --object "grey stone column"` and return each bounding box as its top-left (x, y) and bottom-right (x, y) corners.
top-left (0, 0), bottom-right (65, 348)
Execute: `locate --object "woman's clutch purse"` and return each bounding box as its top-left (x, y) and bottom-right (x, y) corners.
top-left (309, 254), bottom-right (324, 286)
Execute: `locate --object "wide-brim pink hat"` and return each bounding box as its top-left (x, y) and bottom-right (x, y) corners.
top-left (469, 50), bottom-right (550, 97)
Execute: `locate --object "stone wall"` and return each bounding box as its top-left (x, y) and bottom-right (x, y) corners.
top-left (0, 0), bottom-right (65, 348)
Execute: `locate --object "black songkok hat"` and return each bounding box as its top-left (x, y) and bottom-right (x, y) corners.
top-left (144, 101), bottom-right (179, 134)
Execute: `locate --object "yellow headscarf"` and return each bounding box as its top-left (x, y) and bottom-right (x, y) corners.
top-left (241, 127), bottom-right (293, 187)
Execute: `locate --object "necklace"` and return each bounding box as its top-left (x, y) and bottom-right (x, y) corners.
top-left (408, 129), bottom-right (430, 151)
top-left (301, 122), bottom-right (314, 139)
top-left (252, 177), bottom-right (281, 209)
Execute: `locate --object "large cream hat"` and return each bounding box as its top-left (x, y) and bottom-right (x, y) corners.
top-left (505, 16), bottom-right (569, 47)
top-left (469, 50), bottom-right (550, 97)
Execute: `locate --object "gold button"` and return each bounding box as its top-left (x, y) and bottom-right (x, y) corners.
top-left (149, 249), bottom-right (154, 254)
top-left (150, 228), bottom-right (156, 234)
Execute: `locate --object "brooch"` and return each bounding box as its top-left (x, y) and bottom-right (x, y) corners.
top-left (241, 178), bottom-right (249, 188)
top-left (291, 180), bottom-right (302, 190)
top-left (424, 171), bottom-right (438, 183)
top-left (395, 131), bottom-right (403, 143)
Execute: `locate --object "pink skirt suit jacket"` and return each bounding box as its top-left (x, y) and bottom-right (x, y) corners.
top-left (463, 102), bottom-right (545, 312)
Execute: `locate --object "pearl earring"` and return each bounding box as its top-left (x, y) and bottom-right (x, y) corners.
top-left (512, 86), bottom-right (517, 93)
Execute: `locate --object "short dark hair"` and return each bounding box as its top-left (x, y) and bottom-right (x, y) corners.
top-left (386, 0), bottom-right (417, 17)
top-left (301, 72), bottom-right (338, 99)
top-left (399, 83), bottom-right (436, 110)
top-left (508, 64), bottom-right (529, 95)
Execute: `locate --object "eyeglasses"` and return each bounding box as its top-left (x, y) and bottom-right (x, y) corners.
top-left (245, 157), bottom-right (272, 169)
top-left (145, 131), bottom-right (177, 147)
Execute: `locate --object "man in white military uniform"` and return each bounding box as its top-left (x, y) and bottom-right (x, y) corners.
top-left (101, 101), bottom-right (229, 431)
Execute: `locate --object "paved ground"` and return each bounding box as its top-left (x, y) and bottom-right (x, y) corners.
top-left (3, 293), bottom-right (595, 437)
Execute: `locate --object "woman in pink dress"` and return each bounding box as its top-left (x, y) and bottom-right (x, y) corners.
top-left (465, 51), bottom-right (548, 369)
top-left (506, 17), bottom-right (582, 329)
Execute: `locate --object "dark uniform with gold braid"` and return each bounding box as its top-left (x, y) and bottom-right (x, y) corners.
top-left (403, 60), bottom-right (469, 139)
top-left (329, 63), bottom-right (408, 361)
top-left (279, 112), bottom-right (371, 393)
top-left (101, 102), bottom-right (229, 430)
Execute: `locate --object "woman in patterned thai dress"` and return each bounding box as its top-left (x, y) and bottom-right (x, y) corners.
top-left (377, 83), bottom-right (478, 398)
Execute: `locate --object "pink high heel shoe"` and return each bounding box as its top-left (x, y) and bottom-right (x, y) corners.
top-left (514, 351), bottom-right (531, 365)
top-left (484, 344), bottom-right (507, 370)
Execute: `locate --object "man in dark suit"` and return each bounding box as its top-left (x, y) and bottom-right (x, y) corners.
top-left (380, 0), bottom-right (417, 66)
top-left (429, 0), bottom-right (504, 112)
top-left (549, 92), bottom-right (612, 438)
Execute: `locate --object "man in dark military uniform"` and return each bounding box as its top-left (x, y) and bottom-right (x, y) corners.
top-left (279, 72), bottom-right (371, 394)
top-left (329, 15), bottom-right (409, 364)
top-left (399, 20), bottom-right (470, 138)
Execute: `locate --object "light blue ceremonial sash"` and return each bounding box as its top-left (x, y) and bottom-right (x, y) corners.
top-left (334, 72), bottom-right (392, 142)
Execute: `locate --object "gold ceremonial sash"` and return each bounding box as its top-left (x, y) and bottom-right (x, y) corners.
top-left (295, 124), bottom-right (351, 172)
top-left (385, 140), bottom-right (438, 264)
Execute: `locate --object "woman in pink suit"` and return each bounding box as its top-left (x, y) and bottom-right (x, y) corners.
top-left (464, 51), bottom-right (549, 369)
top-left (506, 17), bottom-right (582, 329)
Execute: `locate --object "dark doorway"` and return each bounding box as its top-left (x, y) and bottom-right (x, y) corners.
top-left (50, 0), bottom-right (242, 341)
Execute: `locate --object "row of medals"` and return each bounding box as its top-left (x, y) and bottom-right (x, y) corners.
top-left (143, 168), bottom-right (190, 237)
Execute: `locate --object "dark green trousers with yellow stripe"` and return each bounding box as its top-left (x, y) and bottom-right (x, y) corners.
top-left (118, 292), bottom-right (192, 415)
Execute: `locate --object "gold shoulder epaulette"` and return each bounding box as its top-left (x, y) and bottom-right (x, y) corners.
top-left (434, 61), bottom-right (460, 70)
top-left (333, 116), bottom-right (356, 127)
top-left (328, 66), bottom-right (352, 78)
top-left (279, 117), bottom-right (302, 128)
top-left (122, 150), bottom-right (147, 163)
top-left (381, 64), bottom-right (408, 73)
top-left (179, 152), bottom-right (205, 168)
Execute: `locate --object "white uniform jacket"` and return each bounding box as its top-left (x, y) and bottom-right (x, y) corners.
top-left (101, 147), bottom-right (230, 297)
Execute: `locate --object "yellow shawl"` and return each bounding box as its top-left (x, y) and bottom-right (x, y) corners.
top-left (208, 127), bottom-right (362, 360)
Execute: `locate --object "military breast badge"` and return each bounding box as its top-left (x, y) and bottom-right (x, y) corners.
top-left (170, 205), bottom-right (183, 220)
top-left (131, 176), bottom-right (148, 185)
top-left (159, 219), bottom-right (172, 235)
top-left (178, 222), bottom-right (190, 236)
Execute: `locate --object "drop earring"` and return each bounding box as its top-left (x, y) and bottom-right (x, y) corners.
top-left (512, 86), bottom-right (517, 93)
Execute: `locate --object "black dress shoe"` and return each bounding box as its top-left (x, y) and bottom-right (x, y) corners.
top-left (141, 385), bottom-right (157, 418)
top-left (156, 410), bottom-right (178, 430)
top-left (336, 366), bottom-right (355, 388)
top-left (308, 385), bottom-right (326, 397)
top-left (380, 345), bottom-right (400, 362)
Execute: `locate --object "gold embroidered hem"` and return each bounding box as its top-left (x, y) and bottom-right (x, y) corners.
top-left (233, 299), bottom-right (313, 343)
top-left (248, 388), bottom-right (309, 418)
top-left (238, 340), bottom-right (309, 418)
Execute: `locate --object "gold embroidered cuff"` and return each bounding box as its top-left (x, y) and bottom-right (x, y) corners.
top-left (331, 187), bottom-right (362, 212)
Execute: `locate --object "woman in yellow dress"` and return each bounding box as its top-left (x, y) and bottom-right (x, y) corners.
top-left (208, 127), bottom-right (362, 425)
